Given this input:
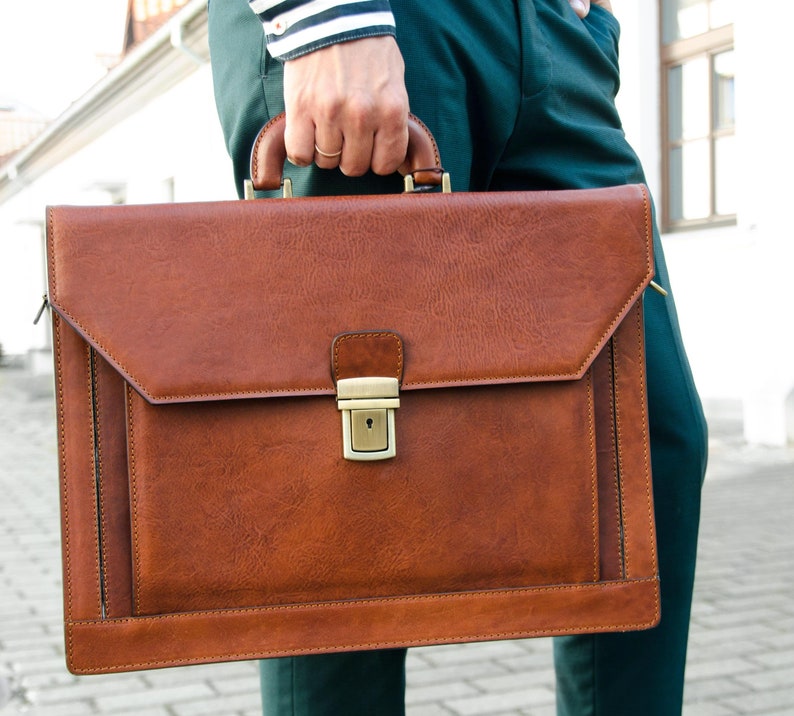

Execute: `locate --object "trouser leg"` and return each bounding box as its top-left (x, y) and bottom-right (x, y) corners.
top-left (492, 4), bottom-right (708, 714)
top-left (258, 650), bottom-right (406, 716)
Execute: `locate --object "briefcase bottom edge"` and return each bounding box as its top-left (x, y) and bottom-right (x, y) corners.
top-left (65, 577), bottom-right (659, 674)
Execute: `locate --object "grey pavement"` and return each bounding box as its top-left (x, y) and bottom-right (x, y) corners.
top-left (1, 364), bottom-right (793, 716)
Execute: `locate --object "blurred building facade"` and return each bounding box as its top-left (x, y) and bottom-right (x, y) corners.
top-left (0, 102), bottom-right (49, 166)
top-left (0, 0), bottom-right (791, 445)
top-left (125, 0), bottom-right (192, 48)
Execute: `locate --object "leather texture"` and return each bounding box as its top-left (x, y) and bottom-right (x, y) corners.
top-left (47, 181), bottom-right (659, 675)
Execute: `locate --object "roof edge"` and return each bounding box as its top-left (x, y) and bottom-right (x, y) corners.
top-left (0, 0), bottom-right (208, 206)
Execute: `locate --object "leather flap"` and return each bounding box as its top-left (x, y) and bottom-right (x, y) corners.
top-left (46, 185), bottom-right (653, 404)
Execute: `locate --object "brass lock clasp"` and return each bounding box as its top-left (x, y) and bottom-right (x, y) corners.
top-left (336, 377), bottom-right (400, 461)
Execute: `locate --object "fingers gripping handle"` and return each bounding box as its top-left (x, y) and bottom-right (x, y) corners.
top-left (248, 112), bottom-right (445, 192)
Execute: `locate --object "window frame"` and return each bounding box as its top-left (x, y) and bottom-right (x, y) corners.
top-left (660, 8), bottom-right (735, 232)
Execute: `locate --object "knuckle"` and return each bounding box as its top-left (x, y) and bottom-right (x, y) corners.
top-left (316, 157), bottom-right (339, 170)
top-left (339, 161), bottom-right (368, 178)
top-left (286, 147), bottom-right (313, 167)
top-left (344, 95), bottom-right (378, 128)
top-left (371, 161), bottom-right (398, 177)
top-left (287, 155), bottom-right (312, 168)
top-left (315, 96), bottom-right (343, 123)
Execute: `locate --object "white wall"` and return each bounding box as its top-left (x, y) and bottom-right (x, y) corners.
top-left (0, 216), bottom-right (47, 357)
top-left (730, 5), bottom-right (794, 444)
top-left (0, 65), bottom-right (235, 358)
top-left (615, 0), bottom-right (794, 444)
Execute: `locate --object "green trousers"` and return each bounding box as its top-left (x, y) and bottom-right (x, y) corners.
top-left (208, 2), bottom-right (709, 713)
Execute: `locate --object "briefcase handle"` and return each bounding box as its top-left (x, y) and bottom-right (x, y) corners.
top-left (248, 112), bottom-right (447, 194)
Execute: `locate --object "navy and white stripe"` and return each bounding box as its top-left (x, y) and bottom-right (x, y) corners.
top-left (249, 0), bottom-right (396, 61)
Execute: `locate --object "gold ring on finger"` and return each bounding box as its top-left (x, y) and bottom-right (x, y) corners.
top-left (314, 144), bottom-right (342, 158)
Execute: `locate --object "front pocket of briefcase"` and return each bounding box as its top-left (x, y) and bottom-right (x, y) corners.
top-left (126, 375), bottom-right (600, 617)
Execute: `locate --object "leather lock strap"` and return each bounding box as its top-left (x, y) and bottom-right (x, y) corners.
top-left (332, 331), bottom-right (404, 383)
top-left (332, 331), bottom-right (404, 462)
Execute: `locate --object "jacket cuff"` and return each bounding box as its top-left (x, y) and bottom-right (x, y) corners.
top-left (249, 0), bottom-right (396, 61)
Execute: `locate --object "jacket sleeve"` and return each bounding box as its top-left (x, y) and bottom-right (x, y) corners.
top-left (248, 0), bottom-right (396, 61)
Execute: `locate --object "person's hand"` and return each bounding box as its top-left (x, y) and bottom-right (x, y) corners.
top-left (569, 0), bottom-right (613, 18)
top-left (283, 36), bottom-right (409, 177)
top-left (282, 0), bottom-right (612, 176)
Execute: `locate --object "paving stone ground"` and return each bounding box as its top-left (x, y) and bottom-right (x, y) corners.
top-left (1, 366), bottom-right (792, 715)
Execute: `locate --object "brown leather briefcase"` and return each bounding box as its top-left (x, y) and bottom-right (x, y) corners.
top-left (45, 116), bottom-right (659, 674)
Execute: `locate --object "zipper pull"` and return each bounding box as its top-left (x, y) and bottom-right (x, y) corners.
top-left (649, 281), bottom-right (668, 297)
top-left (33, 295), bottom-right (49, 325)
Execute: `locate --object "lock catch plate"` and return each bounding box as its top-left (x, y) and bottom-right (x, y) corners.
top-left (337, 377), bottom-right (399, 461)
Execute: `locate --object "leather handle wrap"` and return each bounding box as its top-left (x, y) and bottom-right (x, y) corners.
top-left (249, 112), bottom-right (443, 191)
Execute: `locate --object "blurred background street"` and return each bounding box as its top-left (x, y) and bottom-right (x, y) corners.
top-left (1, 365), bottom-right (793, 715)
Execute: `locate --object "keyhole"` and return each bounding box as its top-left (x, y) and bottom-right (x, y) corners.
top-left (366, 418), bottom-right (374, 430)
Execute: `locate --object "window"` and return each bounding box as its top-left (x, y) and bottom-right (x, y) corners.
top-left (661, 0), bottom-right (735, 230)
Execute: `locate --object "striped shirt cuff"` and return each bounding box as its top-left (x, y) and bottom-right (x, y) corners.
top-left (249, 0), bottom-right (396, 61)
